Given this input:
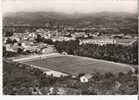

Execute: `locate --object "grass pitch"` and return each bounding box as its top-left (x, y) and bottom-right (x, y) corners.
top-left (23, 55), bottom-right (133, 76)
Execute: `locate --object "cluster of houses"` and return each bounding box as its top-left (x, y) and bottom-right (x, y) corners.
top-left (3, 31), bottom-right (57, 54)
top-left (52, 36), bottom-right (75, 42)
top-left (4, 27), bottom-right (137, 54)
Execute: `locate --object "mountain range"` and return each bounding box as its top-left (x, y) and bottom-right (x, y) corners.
top-left (3, 12), bottom-right (138, 34)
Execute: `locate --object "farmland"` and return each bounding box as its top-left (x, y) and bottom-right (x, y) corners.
top-left (23, 55), bottom-right (133, 76)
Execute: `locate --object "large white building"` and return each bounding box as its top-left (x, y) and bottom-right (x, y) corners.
top-left (79, 39), bottom-right (117, 46)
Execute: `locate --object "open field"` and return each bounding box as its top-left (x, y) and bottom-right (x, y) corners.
top-left (22, 55), bottom-right (133, 76)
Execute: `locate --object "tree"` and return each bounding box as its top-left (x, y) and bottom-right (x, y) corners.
top-left (93, 72), bottom-right (103, 81)
top-left (43, 39), bottom-right (53, 44)
top-left (78, 73), bottom-right (85, 78)
top-left (134, 67), bottom-right (138, 74)
top-left (104, 72), bottom-right (114, 79)
top-left (5, 32), bottom-right (13, 37)
top-left (6, 38), bottom-right (13, 44)
top-left (13, 39), bottom-right (17, 44)
top-left (35, 34), bottom-right (42, 42)
top-left (17, 48), bottom-right (23, 54)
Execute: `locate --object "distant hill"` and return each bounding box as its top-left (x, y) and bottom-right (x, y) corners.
top-left (3, 12), bottom-right (138, 34)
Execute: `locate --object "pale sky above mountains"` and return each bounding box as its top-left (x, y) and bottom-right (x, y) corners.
top-left (2, 0), bottom-right (137, 14)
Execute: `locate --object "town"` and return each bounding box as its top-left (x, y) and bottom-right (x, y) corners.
top-left (3, 26), bottom-right (137, 55)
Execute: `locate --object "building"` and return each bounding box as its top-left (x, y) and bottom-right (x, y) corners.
top-left (61, 51), bottom-right (68, 55)
top-left (80, 73), bottom-right (93, 83)
top-left (40, 45), bottom-right (56, 54)
top-left (44, 70), bottom-right (69, 78)
top-left (79, 39), bottom-right (116, 46)
top-left (72, 32), bottom-right (86, 38)
top-left (52, 36), bottom-right (75, 42)
top-left (115, 39), bottom-right (137, 46)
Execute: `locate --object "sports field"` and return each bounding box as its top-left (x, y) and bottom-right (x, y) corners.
top-left (23, 55), bottom-right (133, 76)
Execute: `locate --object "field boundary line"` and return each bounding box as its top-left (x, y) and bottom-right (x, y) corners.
top-left (13, 53), bottom-right (61, 62)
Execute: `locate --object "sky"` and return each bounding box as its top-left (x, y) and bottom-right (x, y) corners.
top-left (2, 0), bottom-right (137, 14)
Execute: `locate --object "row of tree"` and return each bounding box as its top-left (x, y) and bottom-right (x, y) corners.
top-left (54, 40), bottom-right (138, 64)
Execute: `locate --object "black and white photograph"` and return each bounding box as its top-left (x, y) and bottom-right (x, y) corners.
top-left (2, 0), bottom-right (138, 95)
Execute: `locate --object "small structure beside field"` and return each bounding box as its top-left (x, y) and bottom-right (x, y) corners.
top-left (44, 70), bottom-right (69, 78)
top-left (80, 73), bottom-right (94, 83)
